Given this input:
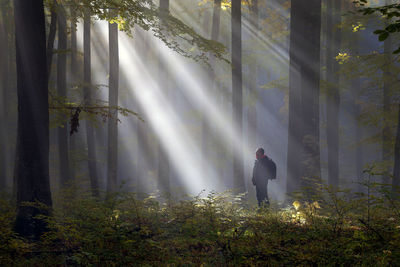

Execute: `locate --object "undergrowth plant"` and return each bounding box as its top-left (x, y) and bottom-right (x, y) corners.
top-left (0, 183), bottom-right (400, 266)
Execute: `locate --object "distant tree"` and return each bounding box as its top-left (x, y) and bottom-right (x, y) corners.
top-left (57, 4), bottom-right (71, 187)
top-left (326, 0), bottom-right (342, 188)
top-left (382, 0), bottom-right (393, 186)
top-left (232, 0), bottom-right (245, 192)
top-left (83, 9), bottom-right (99, 197)
top-left (107, 10), bottom-right (119, 193)
top-left (352, 0), bottom-right (400, 194)
top-left (287, 0), bottom-right (322, 196)
top-left (13, 0), bottom-right (52, 239)
top-left (246, 0), bottom-right (258, 153)
top-left (0, 2), bottom-right (10, 190)
top-left (46, 0), bottom-right (58, 84)
top-left (69, 7), bottom-right (78, 181)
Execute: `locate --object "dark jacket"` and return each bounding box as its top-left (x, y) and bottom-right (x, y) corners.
top-left (252, 156), bottom-right (276, 187)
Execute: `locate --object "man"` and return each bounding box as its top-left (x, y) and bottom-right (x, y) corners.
top-left (252, 148), bottom-right (276, 207)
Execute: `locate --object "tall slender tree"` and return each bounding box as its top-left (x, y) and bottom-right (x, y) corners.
top-left (69, 7), bottom-right (78, 181)
top-left (299, 0), bottom-right (322, 191)
top-left (246, 0), bottom-right (258, 198)
top-left (287, 0), bottom-right (304, 195)
top-left (0, 3), bottom-right (9, 190)
top-left (231, 0), bottom-right (245, 192)
top-left (84, 10), bottom-right (99, 197)
top-left (201, 8), bottom-right (211, 180)
top-left (326, 0), bottom-right (342, 188)
top-left (107, 11), bottom-right (119, 193)
top-left (57, 4), bottom-right (71, 186)
top-left (382, 0), bottom-right (393, 186)
top-left (13, 0), bottom-right (52, 239)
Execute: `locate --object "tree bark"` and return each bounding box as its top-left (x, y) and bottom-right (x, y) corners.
top-left (0, 4), bottom-right (9, 190)
top-left (69, 7), bottom-right (78, 181)
top-left (246, 0), bottom-right (258, 198)
top-left (84, 10), bottom-right (99, 197)
top-left (392, 103), bottom-right (400, 196)
top-left (287, 0), bottom-right (304, 195)
top-left (287, 0), bottom-right (321, 197)
top-left (13, 0), bottom-right (52, 239)
top-left (326, 0), bottom-right (342, 189)
top-left (46, 0), bottom-right (57, 85)
top-left (231, 0), bottom-right (244, 192)
top-left (299, 0), bottom-right (322, 192)
top-left (57, 4), bottom-right (71, 187)
top-left (382, 0), bottom-right (393, 186)
top-left (107, 14), bottom-right (119, 193)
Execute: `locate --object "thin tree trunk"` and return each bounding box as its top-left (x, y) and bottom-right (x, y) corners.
top-left (246, 0), bottom-right (258, 198)
top-left (326, 0), bottom-right (342, 188)
top-left (392, 104), bottom-right (400, 196)
top-left (69, 8), bottom-right (78, 181)
top-left (46, 0), bottom-right (57, 84)
top-left (84, 10), bottom-right (99, 197)
top-left (231, 0), bottom-right (244, 192)
top-left (355, 102), bottom-right (364, 193)
top-left (13, 0), bottom-right (52, 239)
top-left (107, 14), bottom-right (119, 193)
top-left (382, 0), bottom-right (392, 186)
top-left (201, 9), bottom-right (211, 180)
top-left (157, 0), bottom-right (170, 195)
top-left (0, 5), bottom-right (9, 190)
top-left (57, 4), bottom-right (71, 186)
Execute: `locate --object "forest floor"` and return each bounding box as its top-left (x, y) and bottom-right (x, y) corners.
top-left (1, 186), bottom-right (400, 266)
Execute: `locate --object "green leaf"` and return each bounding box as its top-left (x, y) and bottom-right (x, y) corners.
top-left (378, 32), bottom-right (389, 41)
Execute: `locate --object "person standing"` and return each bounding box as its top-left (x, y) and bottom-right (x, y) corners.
top-left (252, 148), bottom-right (276, 206)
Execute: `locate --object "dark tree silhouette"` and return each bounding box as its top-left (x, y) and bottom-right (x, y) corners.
top-left (107, 12), bottom-right (119, 193)
top-left (287, 0), bottom-right (304, 195)
top-left (231, 0), bottom-right (244, 192)
top-left (13, 0), bottom-right (52, 239)
top-left (326, 0), bottom-right (342, 188)
top-left (83, 10), bottom-right (99, 197)
top-left (57, 4), bottom-right (71, 186)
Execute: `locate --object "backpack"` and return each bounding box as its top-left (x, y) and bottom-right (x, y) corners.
top-left (265, 157), bottom-right (277, 180)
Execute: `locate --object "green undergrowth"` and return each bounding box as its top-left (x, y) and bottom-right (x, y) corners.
top-left (1, 185), bottom-right (400, 266)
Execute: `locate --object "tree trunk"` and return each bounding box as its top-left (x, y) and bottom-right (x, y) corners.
top-left (107, 14), bottom-right (119, 193)
top-left (201, 8), bottom-right (211, 180)
top-left (84, 10), bottom-right (99, 197)
top-left (69, 7), bottom-right (78, 181)
top-left (287, 0), bottom-right (304, 195)
top-left (299, 0), bottom-right (322, 192)
top-left (157, 0), bottom-right (171, 196)
top-left (0, 4), bottom-right (9, 190)
top-left (46, 0), bottom-right (57, 85)
top-left (246, 0), bottom-right (258, 198)
top-left (287, 0), bottom-right (321, 197)
top-left (231, 0), bottom-right (244, 192)
top-left (13, 0), bottom-right (52, 239)
top-left (57, 5), bottom-right (71, 187)
top-left (326, 0), bottom-right (342, 189)
top-left (392, 103), bottom-right (400, 196)
top-left (382, 0), bottom-right (392, 186)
